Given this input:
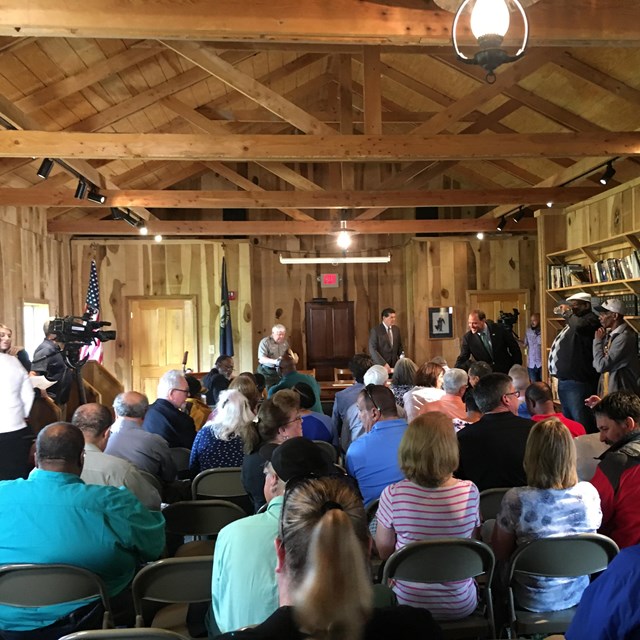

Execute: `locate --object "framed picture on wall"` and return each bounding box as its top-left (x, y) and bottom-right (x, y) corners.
top-left (428, 307), bottom-right (453, 339)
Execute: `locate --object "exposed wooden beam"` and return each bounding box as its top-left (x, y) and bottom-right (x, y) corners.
top-left (1, 0), bottom-right (638, 46)
top-left (2, 187), bottom-right (603, 208)
top-left (48, 217), bottom-right (538, 236)
top-left (3, 131), bottom-right (638, 161)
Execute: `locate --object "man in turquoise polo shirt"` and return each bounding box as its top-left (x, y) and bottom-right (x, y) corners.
top-left (267, 354), bottom-right (323, 414)
top-left (0, 422), bottom-right (165, 638)
top-left (209, 437), bottom-right (334, 635)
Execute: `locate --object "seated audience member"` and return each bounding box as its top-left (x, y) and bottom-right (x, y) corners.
top-left (210, 437), bottom-right (335, 636)
top-left (429, 355), bottom-right (449, 371)
top-left (591, 391), bottom-right (640, 548)
top-left (229, 374), bottom-right (262, 412)
top-left (106, 391), bottom-right (177, 483)
top-left (403, 362), bottom-right (445, 423)
top-left (574, 432), bottom-right (608, 481)
top-left (0, 324), bottom-right (30, 371)
top-left (463, 389), bottom-right (482, 425)
top-left (0, 353), bottom-right (34, 481)
top-left (467, 361), bottom-right (493, 388)
top-left (0, 423), bottom-right (165, 638)
top-left (346, 384), bottom-right (407, 506)
top-left (185, 375), bottom-right (211, 431)
top-left (365, 364), bottom-right (390, 386)
top-left (202, 355), bottom-right (235, 407)
top-left (376, 413), bottom-right (480, 620)
top-left (390, 357), bottom-right (417, 407)
top-left (332, 353), bottom-right (373, 444)
top-left (417, 368), bottom-right (471, 429)
top-left (72, 403), bottom-right (161, 510)
top-left (294, 382), bottom-right (338, 446)
top-left (142, 369), bottom-right (196, 448)
top-left (565, 543), bottom-right (640, 640)
top-left (508, 364), bottom-right (532, 418)
top-left (189, 389), bottom-right (255, 477)
top-left (241, 390), bottom-right (303, 513)
top-left (267, 354), bottom-right (323, 414)
top-left (217, 476), bottom-right (443, 640)
top-left (524, 381), bottom-right (586, 437)
top-left (457, 373), bottom-right (534, 491)
top-left (492, 417), bottom-right (602, 612)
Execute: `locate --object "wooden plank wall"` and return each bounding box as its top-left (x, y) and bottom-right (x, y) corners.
top-left (252, 233), bottom-right (538, 372)
top-left (70, 239), bottom-right (252, 390)
top-left (0, 205), bottom-right (70, 343)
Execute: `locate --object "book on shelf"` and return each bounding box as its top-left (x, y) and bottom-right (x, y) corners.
top-left (547, 263), bottom-right (592, 289)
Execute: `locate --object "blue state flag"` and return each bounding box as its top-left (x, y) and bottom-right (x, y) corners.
top-left (219, 257), bottom-right (234, 357)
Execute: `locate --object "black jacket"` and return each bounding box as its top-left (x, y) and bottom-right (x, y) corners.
top-left (454, 320), bottom-right (522, 374)
top-left (369, 323), bottom-right (403, 368)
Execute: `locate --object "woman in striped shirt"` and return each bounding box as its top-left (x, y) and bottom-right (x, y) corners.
top-left (375, 412), bottom-right (481, 619)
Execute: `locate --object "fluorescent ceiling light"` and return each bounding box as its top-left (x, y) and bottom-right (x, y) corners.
top-left (280, 255), bottom-right (391, 265)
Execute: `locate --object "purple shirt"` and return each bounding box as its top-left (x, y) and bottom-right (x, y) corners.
top-left (524, 327), bottom-right (542, 369)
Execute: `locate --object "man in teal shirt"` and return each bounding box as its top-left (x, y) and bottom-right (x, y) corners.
top-left (267, 354), bottom-right (323, 414)
top-left (0, 422), bottom-right (165, 636)
top-left (209, 437), bottom-right (334, 636)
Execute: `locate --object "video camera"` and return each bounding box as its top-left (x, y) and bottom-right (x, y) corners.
top-left (498, 308), bottom-right (520, 334)
top-left (48, 308), bottom-right (116, 365)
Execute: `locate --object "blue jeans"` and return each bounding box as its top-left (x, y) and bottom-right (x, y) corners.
top-left (528, 366), bottom-right (542, 382)
top-left (557, 379), bottom-right (598, 433)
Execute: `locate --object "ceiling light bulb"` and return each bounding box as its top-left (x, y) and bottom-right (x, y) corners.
top-left (337, 230), bottom-right (352, 250)
top-left (546, 201), bottom-right (553, 208)
top-left (87, 189), bottom-right (106, 204)
top-left (476, 232), bottom-right (485, 240)
top-left (139, 226), bottom-right (148, 236)
top-left (470, 0), bottom-right (510, 39)
top-left (599, 161), bottom-right (616, 185)
top-left (154, 234), bottom-right (163, 242)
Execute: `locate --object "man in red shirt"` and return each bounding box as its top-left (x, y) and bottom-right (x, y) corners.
top-left (524, 381), bottom-right (586, 437)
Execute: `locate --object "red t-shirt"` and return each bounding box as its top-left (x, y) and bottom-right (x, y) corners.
top-left (531, 413), bottom-right (586, 437)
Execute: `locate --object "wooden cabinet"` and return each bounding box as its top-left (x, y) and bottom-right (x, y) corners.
top-left (305, 301), bottom-right (355, 381)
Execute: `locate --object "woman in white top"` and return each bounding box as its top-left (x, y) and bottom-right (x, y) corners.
top-left (403, 362), bottom-right (445, 422)
top-left (376, 412), bottom-right (481, 620)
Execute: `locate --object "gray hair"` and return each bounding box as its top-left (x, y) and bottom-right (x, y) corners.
top-left (209, 389), bottom-right (256, 441)
top-left (443, 368), bottom-right (468, 395)
top-left (364, 365), bottom-right (388, 386)
top-left (509, 364), bottom-right (530, 391)
top-left (157, 369), bottom-right (186, 400)
top-left (113, 392), bottom-right (149, 419)
top-left (272, 323), bottom-right (286, 333)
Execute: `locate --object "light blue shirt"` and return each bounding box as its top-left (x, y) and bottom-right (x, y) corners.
top-left (345, 417), bottom-right (407, 506)
top-left (331, 382), bottom-right (364, 436)
top-left (212, 496), bottom-right (283, 633)
top-left (0, 469), bottom-right (165, 630)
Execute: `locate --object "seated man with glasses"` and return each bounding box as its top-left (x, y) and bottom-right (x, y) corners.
top-left (456, 372), bottom-right (534, 492)
top-left (346, 384), bottom-right (408, 507)
top-left (142, 369), bottom-right (196, 449)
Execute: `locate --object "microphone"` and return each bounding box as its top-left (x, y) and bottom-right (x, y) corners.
top-left (182, 351), bottom-right (189, 372)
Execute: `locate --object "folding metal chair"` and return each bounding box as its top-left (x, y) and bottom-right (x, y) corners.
top-left (191, 466), bottom-right (252, 514)
top-left (59, 629), bottom-right (189, 639)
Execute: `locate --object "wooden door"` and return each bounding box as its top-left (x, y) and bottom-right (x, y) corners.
top-left (466, 289), bottom-right (531, 341)
top-left (305, 301), bottom-right (355, 381)
top-left (129, 297), bottom-right (197, 401)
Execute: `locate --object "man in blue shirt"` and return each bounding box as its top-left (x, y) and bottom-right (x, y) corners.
top-left (346, 384), bottom-right (407, 506)
top-left (0, 422), bottom-right (165, 637)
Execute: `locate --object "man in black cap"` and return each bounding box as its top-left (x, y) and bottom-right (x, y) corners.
top-left (208, 438), bottom-right (334, 636)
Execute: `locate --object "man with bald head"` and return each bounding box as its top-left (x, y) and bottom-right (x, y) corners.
top-left (267, 353), bottom-right (323, 413)
top-left (0, 422), bottom-right (165, 637)
top-left (105, 391), bottom-right (176, 482)
top-left (72, 402), bottom-right (161, 510)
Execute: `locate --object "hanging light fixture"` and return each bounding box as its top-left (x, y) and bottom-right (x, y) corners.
top-left (336, 219), bottom-right (353, 251)
top-left (443, 0), bottom-right (531, 82)
top-left (496, 215), bottom-right (507, 232)
top-left (599, 161), bottom-right (616, 186)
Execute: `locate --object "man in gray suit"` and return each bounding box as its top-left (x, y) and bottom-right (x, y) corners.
top-left (368, 308), bottom-right (403, 373)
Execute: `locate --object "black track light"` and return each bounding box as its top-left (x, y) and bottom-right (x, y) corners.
top-left (513, 207), bottom-right (526, 223)
top-left (87, 188), bottom-right (106, 204)
top-left (74, 180), bottom-right (88, 200)
top-left (599, 161), bottom-right (616, 186)
top-left (37, 158), bottom-right (54, 179)
top-left (110, 207), bottom-right (123, 220)
top-left (497, 215), bottom-right (507, 232)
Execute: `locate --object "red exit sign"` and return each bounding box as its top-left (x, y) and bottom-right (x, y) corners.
top-left (321, 273), bottom-right (339, 288)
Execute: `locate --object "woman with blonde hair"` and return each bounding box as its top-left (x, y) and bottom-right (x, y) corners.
top-left (241, 389), bottom-right (303, 512)
top-left (189, 389), bottom-right (256, 477)
top-left (219, 476), bottom-right (442, 639)
top-left (403, 362), bottom-right (445, 422)
top-left (375, 412), bottom-right (480, 620)
top-left (0, 324), bottom-right (30, 371)
top-left (491, 417), bottom-right (602, 612)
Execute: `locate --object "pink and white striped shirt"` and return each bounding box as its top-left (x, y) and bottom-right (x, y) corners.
top-left (377, 478), bottom-right (480, 620)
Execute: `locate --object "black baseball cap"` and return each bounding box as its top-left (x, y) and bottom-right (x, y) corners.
top-left (259, 437), bottom-right (335, 482)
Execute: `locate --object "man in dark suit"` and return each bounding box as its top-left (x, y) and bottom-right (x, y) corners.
top-left (368, 308), bottom-right (403, 372)
top-left (455, 309), bottom-right (522, 374)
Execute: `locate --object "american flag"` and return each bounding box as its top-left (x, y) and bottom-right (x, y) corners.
top-left (79, 259), bottom-right (103, 364)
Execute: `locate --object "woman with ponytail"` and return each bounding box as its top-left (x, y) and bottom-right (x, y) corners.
top-left (219, 476), bottom-right (443, 640)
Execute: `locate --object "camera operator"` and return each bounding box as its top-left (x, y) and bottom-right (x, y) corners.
top-left (455, 309), bottom-right (522, 374)
top-left (30, 319), bottom-right (73, 409)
